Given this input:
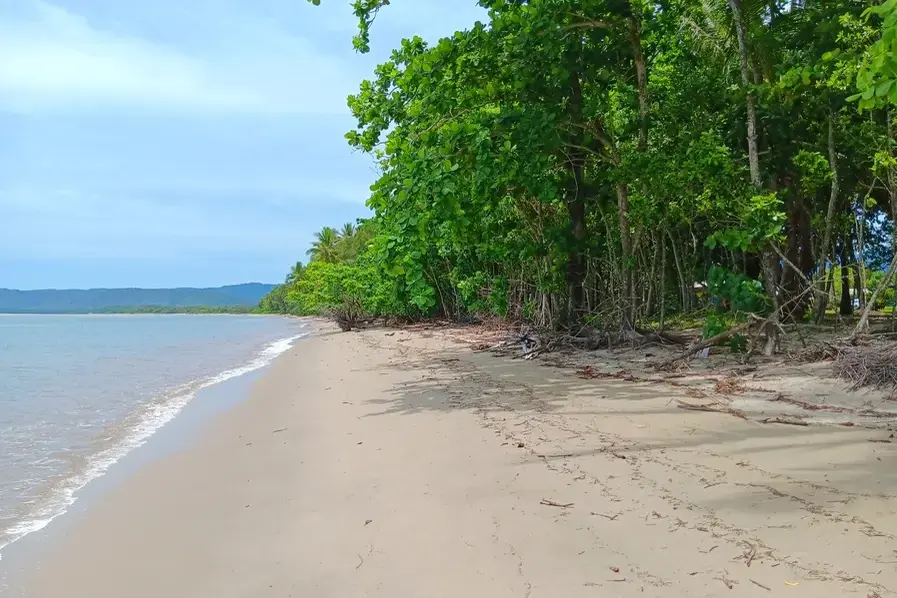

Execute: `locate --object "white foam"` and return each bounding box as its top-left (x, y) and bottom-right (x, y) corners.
top-left (0, 330), bottom-right (307, 559)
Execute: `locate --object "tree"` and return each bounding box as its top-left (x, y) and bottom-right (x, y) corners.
top-left (307, 227), bottom-right (341, 263)
top-left (285, 262), bottom-right (305, 285)
top-left (340, 222), bottom-right (357, 239)
top-left (276, 0), bottom-right (897, 348)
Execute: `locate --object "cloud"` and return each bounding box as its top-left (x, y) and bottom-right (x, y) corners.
top-left (0, 1), bottom-right (357, 115)
top-left (0, 0), bottom-right (487, 288)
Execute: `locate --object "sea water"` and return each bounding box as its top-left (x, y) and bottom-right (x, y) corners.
top-left (0, 314), bottom-right (306, 557)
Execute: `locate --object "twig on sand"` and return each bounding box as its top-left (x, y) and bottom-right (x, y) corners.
top-left (760, 417), bottom-right (808, 426)
top-left (750, 579), bottom-right (771, 591)
top-left (714, 574), bottom-right (737, 590)
top-left (355, 554), bottom-right (364, 570)
top-left (541, 498), bottom-right (574, 508)
top-left (272, 428), bottom-right (288, 434)
top-left (591, 512), bottom-right (619, 520)
top-left (675, 400), bottom-right (747, 421)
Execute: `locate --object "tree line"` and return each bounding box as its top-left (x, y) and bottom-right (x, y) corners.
top-left (261, 0), bottom-right (897, 349)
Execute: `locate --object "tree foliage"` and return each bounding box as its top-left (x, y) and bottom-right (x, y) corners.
top-left (261, 0), bottom-right (897, 341)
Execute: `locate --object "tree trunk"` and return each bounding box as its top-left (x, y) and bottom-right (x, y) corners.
top-left (761, 250), bottom-right (781, 355)
top-left (566, 171), bottom-right (586, 320)
top-left (853, 252), bottom-right (897, 338)
top-left (627, 12), bottom-right (648, 152)
top-left (668, 229), bottom-right (689, 311)
top-left (857, 202), bottom-right (867, 309)
top-left (645, 241), bottom-right (658, 317)
top-left (729, 0), bottom-right (761, 188)
top-left (848, 236), bottom-right (861, 312)
top-left (565, 70), bottom-right (588, 322)
top-left (617, 183), bottom-right (635, 329)
top-left (888, 109), bottom-right (897, 223)
top-left (839, 237), bottom-right (853, 316)
top-left (729, 0), bottom-right (780, 352)
top-left (659, 231), bottom-right (667, 331)
top-left (814, 114), bottom-right (840, 323)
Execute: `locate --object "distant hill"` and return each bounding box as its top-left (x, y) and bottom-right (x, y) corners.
top-left (0, 283), bottom-right (276, 314)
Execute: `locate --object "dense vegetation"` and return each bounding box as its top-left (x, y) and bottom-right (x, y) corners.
top-left (262, 0), bottom-right (897, 349)
top-left (0, 284), bottom-right (273, 314)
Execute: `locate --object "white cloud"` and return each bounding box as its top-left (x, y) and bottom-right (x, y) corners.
top-left (0, 1), bottom-right (357, 115)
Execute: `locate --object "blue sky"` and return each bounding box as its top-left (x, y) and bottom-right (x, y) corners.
top-left (0, 0), bottom-right (484, 289)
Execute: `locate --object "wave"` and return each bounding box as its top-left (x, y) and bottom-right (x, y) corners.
top-left (0, 330), bottom-right (308, 559)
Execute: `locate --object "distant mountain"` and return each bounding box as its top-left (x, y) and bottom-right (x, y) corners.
top-left (0, 283), bottom-right (276, 314)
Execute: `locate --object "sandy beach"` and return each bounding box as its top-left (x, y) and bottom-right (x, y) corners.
top-left (11, 326), bottom-right (897, 597)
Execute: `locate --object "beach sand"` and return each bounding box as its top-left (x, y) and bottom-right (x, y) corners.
top-left (14, 327), bottom-right (897, 597)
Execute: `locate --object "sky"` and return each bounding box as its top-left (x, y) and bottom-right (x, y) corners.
top-left (0, 0), bottom-right (485, 289)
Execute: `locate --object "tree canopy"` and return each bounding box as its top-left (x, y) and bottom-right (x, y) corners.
top-left (262, 0), bottom-right (897, 346)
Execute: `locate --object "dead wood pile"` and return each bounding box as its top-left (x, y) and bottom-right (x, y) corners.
top-left (834, 343), bottom-right (897, 391)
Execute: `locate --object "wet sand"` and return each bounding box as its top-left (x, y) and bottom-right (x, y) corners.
top-left (13, 327), bottom-right (897, 597)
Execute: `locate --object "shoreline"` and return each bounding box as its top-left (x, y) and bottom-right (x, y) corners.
top-left (6, 326), bottom-right (897, 596)
top-left (0, 320), bottom-right (311, 572)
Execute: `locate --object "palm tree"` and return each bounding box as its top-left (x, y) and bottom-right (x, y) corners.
top-left (340, 222), bottom-right (356, 239)
top-left (285, 261), bottom-right (305, 284)
top-left (306, 227), bottom-right (340, 263)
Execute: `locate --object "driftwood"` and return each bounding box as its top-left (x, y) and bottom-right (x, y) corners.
top-left (657, 322), bottom-right (752, 369)
top-left (675, 399), bottom-right (747, 420)
top-left (656, 313), bottom-right (786, 369)
top-left (635, 328), bottom-right (690, 346)
top-left (540, 498), bottom-right (574, 508)
top-left (760, 417), bottom-right (809, 426)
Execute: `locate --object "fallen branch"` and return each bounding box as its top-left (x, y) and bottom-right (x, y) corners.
top-left (760, 417), bottom-right (808, 427)
top-left (770, 393), bottom-right (851, 413)
top-left (714, 574), bottom-right (736, 590)
top-left (634, 327), bottom-right (690, 346)
top-left (750, 579), bottom-right (771, 591)
top-left (591, 512), bottom-right (620, 520)
top-left (657, 322), bottom-right (752, 369)
top-left (540, 499), bottom-right (574, 508)
top-left (675, 400), bottom-right (747, 420)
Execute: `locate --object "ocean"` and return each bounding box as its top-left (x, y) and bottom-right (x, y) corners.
top-left (0, 314), bottom-right (307, 557)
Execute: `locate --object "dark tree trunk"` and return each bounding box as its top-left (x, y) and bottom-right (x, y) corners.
top-left (627, 11), bottom-right (648, 152)
top-left (565, 70), bottom-right (588, 321)
top-left (815, 115), bottom-right (840, 323)
top-left (783, 191), bottom-right (812, 320)
top-left (839, 236), bottom-right (853, 316)
top-left (617, 183), bottom-right (635, 329)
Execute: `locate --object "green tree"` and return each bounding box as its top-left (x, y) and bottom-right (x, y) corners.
top-left (278, 0), bottom-right (897, 348)
top-left (306, 227), bottom-right (341, 263)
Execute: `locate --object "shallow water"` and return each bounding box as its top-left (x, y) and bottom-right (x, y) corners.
top-left (0, 314), bottom-right (306, 556)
